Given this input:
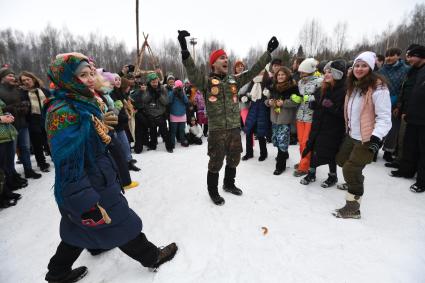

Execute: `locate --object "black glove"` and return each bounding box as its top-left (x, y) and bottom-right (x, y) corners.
top-left (267, 36), bottom-right (279, 53)
top-left (302, 140), bottom-right (313, 158)
top-left (368, 135), bottom-right (382, 154)
top-left (177, 30), bottom-right (190, 51)
top-left (81, 206), bottom-right (105, 227)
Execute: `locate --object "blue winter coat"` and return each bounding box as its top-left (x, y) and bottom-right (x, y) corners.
top-left (168, 89), bottom-right (188, 116)
top-left (59, 151), bottom-right (143, 249)
top-left (379, 60), bottom-right (410, 106)
top-left (244, 96), bottom-right (270, 137)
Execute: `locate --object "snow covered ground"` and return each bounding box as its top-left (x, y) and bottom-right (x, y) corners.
top-left (1, 136), bottom-right (425, 283)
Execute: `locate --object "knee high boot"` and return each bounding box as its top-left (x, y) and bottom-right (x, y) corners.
top-left (207, 171), bottom-right (225, 205)
top-left (222, 166), bottom-right (243, 196)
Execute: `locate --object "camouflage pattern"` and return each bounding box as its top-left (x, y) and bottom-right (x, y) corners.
top-left (207, 128), bottom-right (242, 173)
top-left (183, 51), bottom-right (272, 131)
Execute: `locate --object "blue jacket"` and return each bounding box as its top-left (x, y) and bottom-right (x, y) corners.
top-left (168, 88), bottom-right (188, 116)
top-left (59, 152), bottom-right (143, 249)
top-left (244, 96), bottom-right (270, 137)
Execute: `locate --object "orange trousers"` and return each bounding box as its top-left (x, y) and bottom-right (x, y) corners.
top-left (296, 121), bottom-right (312, 172)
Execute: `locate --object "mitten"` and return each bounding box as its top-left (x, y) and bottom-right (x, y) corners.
top-left (368, 135), bottom-right (382, 154)
top-left (290, 94), bottom-right (302, 104)
top-left (267, 36), bottom-right (279, 53)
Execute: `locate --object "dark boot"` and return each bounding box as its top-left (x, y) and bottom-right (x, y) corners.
top-left (333, 193), bottom-right (361, 219)
top-left (150, 243), bottom-right (178, 271)
top-left (222, 166), bottom-right (243, 196)
top-left (321, 173), bottom-right (338, 188)
top-left (273, 150), bottom-right (287, 175)
top-left (45, 266), bottom-right (88, 283)
top-left (207, 171), bottom-right (225, 205)
top-left (300, 171), bottom-right (316, 185)
top-left (128, 161), bottom-right (141, 172)
top-left (39, 162), bottom-right (50, 172)
top-left (258, 137), bottom-right (268, 161)
top-left (24, 169), bottom-right (42, 179)
top-left (383, 151), bottom-right (394, 162)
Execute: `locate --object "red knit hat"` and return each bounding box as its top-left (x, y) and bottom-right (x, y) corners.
top-left (209, 49), bottom-right (227, 66)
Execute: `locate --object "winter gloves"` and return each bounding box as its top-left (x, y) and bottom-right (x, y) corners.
top-left (177, 30), bottom-right (191, 60)
top-left (290, 94), bottom-right (302, 104)
top-left (81, 203), bottom-right (111, 227)
top-left (267, 36), bottom-right (279, 53)
top-left (368, 135), bottom-right (382, 154)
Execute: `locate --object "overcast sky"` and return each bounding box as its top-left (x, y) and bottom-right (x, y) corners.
top-left (0, 0), bottom-right (421, 57)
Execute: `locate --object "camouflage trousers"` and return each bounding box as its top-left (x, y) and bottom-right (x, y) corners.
top-left (207, 128), bottom-right (243, 173)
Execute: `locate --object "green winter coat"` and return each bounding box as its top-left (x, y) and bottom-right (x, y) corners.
top-left (183, 51), bottom-right (272, 131)
top-left (0, 99), bottom-right (18, 143)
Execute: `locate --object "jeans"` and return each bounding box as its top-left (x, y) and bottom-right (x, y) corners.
top-left (16, 127), bottom-right (32, 170)
top-left (116, 130), bottom-right (132, 162)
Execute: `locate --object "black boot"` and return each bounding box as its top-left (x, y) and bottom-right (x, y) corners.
top-left (45, 266), bottom-right (88, 283)
top-left (39, 162), bottom-right (50, 172)
top-left (242, 152), bottom-right (253, 161)
top-left (207, 171), bottom-right (225, 205)
top-left (258, 137), bottom-right (268, 161)
top-left (24, 169), bottom-right (42, 179)
top-left (300, 171), bottom-right (316, 185)
top-left (321, 173), bottom-right (338, 188)
top-left (223, 166), bottom-right (243, 196)
top-left (128, 161), bottom-right (141, 172)
top-left (273, 150), bottom-right (287, 175)
top-left (383, 151), bottom-right (394, 162)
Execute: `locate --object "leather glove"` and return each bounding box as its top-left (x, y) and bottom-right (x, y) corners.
top-left (177, 30), bottom-right (190, 51)
top-left (81, 203), bottom-right (111, 227)
top-left (290, 94), bottom-right (302, 104)
top-left (267, 36), bottom-right (279, 53)
top-left (103, 111), bottom-right (118, 130)
top-left (322, 98), bottom-right (334, 108)
top-left (368, 135), bottom-right (382, 154)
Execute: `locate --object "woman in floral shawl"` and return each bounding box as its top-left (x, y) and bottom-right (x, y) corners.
top-left (44, 53), bottom-right (177, 283)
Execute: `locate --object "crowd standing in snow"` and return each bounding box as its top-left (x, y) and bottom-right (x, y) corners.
top-left (0, 30), bottom-right (424, 282)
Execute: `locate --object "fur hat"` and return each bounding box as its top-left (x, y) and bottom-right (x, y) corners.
top-left (166, 74), bottom-right (175, 81)
top-left (354, 51), bottom-right (376, 70)
top-left (298, 58), bottom-right (318, 74)
top-left (0, 67), bottom-right (15, 81)
top-left (407, 44), bottom-right (425, 59)
top-left (146, 72), bottom-right (159, 84)
top-left (209, 49), bottom-right (227, 66)
top-left (174, 80), bottom-right (183, 88)
top-left (323, 60), bottom-right (346, 80)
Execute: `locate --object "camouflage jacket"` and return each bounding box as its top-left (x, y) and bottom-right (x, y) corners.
top-left (183, 52), bottom-right (271, 131)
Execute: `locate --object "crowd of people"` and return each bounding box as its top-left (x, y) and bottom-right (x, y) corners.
top-left (0, 31), bottom-right (424, 282)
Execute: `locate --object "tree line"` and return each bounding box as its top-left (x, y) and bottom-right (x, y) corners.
top-left (1, 4), bottom-right (424, 83)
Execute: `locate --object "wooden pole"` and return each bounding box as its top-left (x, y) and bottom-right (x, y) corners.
top-left (136, 0), bottom-right (140, 69)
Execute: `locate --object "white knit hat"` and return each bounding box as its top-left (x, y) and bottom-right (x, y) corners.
top-left (353, 51), bottom-right (376, 70)
top-left (298, 58), bottom-right (318, 74)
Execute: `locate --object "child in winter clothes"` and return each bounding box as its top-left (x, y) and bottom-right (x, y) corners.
top-left (293, 58), bottom-right (323, 177)
top-left (168, 80), bottom-right (189, 147)
top-left (194, 89), bottom-right (208, 137)
top-left (186, 116), bottom-right (203, 145)
top-left (265, 67), bottom-right (300, 175)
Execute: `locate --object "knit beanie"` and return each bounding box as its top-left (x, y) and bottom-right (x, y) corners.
top-left (0, 67), bottom-right (15, 81)
top-left (324, 60), bottom-right (346, 80)
top-left (167, 74), bottom-right (175, 81)
top-left (209, 49), bottom-right (227, 66)
top-left (146, 72), bottom-right (159, 84)
top-left (298, 58), bottom-right (318, 74)
top-left (353, 51), bottom-right (376, 70)
top-left (407, 44), bottom-right (425, 59)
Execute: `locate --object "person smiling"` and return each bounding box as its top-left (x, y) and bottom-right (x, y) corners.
top-left (333, 51), bottom-right (392, 219)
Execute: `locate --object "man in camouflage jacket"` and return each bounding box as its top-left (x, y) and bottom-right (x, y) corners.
top-left (177, 30), bottom-right (279, 205)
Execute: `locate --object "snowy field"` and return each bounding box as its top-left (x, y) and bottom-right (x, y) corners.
top-left (1, 136), bottom-right (425, 283)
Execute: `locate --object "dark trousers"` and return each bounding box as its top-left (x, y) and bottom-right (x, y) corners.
top-left (108, 133), bottom-right (131, 187)
top-left (310, 153), bottom-right (337, 174)
top-left (29, 130), bottom-right (49, 166)
top-left (47, 233), bottom-right (158, 277)
top-left (383, 114), bottom-right (401, 153)
top-left (399, 124), bottom-right (425, 186)
top-left (245, 131), bottom-right (267, 157)
top-left (134, 112), bottom-right (150, 152)
top-left (0, 141), bottom-right (17, 176)
top-left (149, 116), bottom-right (172, 151)
top-left (336, 136), bottom-right (374, 196)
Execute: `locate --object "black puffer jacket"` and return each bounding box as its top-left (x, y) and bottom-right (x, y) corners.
top-left (0, 83), bottom-right (29, 129)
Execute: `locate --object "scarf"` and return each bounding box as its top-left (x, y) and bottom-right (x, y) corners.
top-left (44, 53), bottom-right (106, 204)
top-left (28, 88), bottom-right (47, 115)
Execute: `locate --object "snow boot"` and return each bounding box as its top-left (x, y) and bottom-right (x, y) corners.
top-left (207, 171), bottom-right (225, 205)
top-left (273, 150), bottom-right (287, 175)
top-left (410, 183), bottom-right (425, 193)
top-left (128, 161), bottom-right (141, 172)
top-left (24, 169), bottom-right (42, 179)
top-left (300, 171), bottom-right (316, 185)
top-left (150, 243), bottom-right (178, 271)
top-left (242, 152), bottom-right (253, 161)
top-left (222, 166), bottom-right (243, 196)
top-left (384, 161), bottom-right (399, 168)
top-left (333, 193), bottom-right (361, 219)
top-left (383, 151), bottom-right (394, 162)
top-left (321, 173), bottom-right (338, 188)
top-left (45, 266), bottom-right (88, 283)
top-left (39, 162), bottom-right (50, 172)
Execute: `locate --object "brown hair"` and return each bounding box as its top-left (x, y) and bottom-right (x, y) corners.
top-left (19, 71), bottom-right (44, 88)
top-left (274, 66), bottom-right (293, 82)
top-left (346, 68), bottom-right (387, 96)
top-left (233, 60), bottom-right (245, 75)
